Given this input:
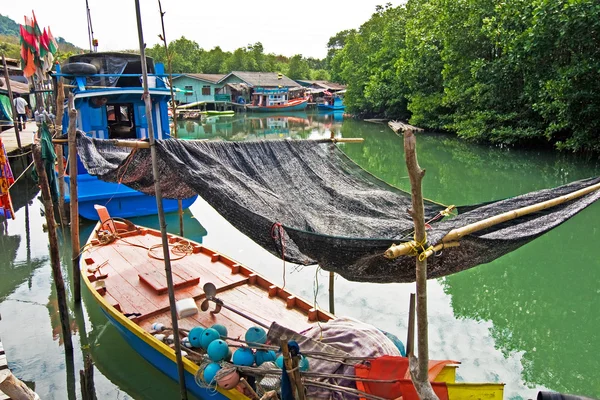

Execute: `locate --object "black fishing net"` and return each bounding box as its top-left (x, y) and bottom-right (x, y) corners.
top-left (76, 134), bottom-right (600, 283)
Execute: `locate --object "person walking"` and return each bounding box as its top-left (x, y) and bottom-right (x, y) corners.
top-left (13, 93), bottom-right (29, 131)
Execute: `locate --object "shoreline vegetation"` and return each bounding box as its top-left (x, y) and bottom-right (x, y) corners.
top-left (2, 1), bottom-right (599, 154)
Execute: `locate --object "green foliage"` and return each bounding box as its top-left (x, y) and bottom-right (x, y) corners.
top-left (328, 0), bottom-right (600, 153)
top-left (0, 34), bottom-right (20, 59)
top-left (0, 14), bottom-right (19, 36)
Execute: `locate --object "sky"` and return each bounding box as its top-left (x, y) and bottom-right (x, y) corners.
top-left (3, 0), bottom-right (399, 59)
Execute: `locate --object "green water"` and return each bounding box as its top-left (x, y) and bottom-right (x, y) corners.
top-left (1, 111), bottom-right (599, 399)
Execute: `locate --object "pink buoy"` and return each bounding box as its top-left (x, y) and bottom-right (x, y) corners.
top-left (216, 368), bottom-right (240, 390)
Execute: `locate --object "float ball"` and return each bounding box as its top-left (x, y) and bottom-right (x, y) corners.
top-left (211, 324), bottom-right (228, 338)
top-left (299, 355), bottom-right (309, 371)
top-left (188, 326), bottom-right (205, 348)
top-left (232, 347), bottom-right (255, 366)
top-left (181, 337), bottom-right (192, 348)
top-left (255, 350), bottom-right (277, 366)
top-left (203, 362), bottom-right (221, 384)
top-left (245, 326), bottom-right (267, 346)
top-left (200, 328), bottom-right (221, 350)
top-left (207, 339), bottom-right (229, 362)
top-left (216, 369), bottom-right (240, 390)
top-left (275, 354), bottom-right (284, 369)
top-left (151, 322), bottom-right (166, 332)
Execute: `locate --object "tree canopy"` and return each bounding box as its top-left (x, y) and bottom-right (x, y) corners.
top-left (329, 0), bottom-right (600, 153)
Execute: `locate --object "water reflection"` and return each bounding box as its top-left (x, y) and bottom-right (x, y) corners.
top-left (176, 111), bottom-right (344, 141)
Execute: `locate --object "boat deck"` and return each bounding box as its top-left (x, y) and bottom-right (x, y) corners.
top-left (82, 226), bottom-right (330, 339)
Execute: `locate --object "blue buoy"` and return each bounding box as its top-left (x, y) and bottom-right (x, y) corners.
top-left (188, 326), bottom-right (205, 348)
top-left (245, 326), bottom-right (267, 346)
top-left (207, 339), bottom-right (229, 362)
top-left (232, 347), bottom-right (255, 366)
top-left (211, 324), bottom-right (228, 338)
top-left (225, 347), bottom-right (232, 362)
top-left (275, 354), bottom-right (284, 369)
top-left (203, 362), bottom-right (221, 384)
top-left (255, 350), bottom-right (277, 366)
top-left (200, 328), bottom-right (221, 350)
top-left (299, 355), bottom-right (309, 371)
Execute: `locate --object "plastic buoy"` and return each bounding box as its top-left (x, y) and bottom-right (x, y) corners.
top-left (255, 350), bottom-right (277, 366)
top-left (232, 347), bottom-right (255, 366)
top-left (207, 339), bottom-right (229, 362)
top-left (181, 337), bottom-right (192, 348)
top-left (154, 333), bottom-right (166, 342)
top-left (299, 355), bottom-right (309, 371)
top-left (245, 326), bottom-right (267, 346)
top-left (211, 324), bottom-right (228, 338)
top-left (275, 354), bottom-right (284, 369)
top-left (203, 362), bottom-right (221, 384)
top-left (225, 347), bottom-right (232, 362)
top-left (151, 322), bottom-right (166, 332)
top-left (188, 326), bottom-right (205, 348)
top-left (216, 369), bottom-right (240, 390)
top-left (200, 328), bottom-right (221, 350)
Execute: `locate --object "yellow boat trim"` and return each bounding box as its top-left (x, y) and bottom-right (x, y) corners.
top-left (81, 223), bottom-right (248, 400)
top-left (447, 382), bottom-right (505, 400)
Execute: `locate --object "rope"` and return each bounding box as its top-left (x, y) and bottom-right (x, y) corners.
top-left (8, 160), bottom-right (34, 190)
top-left (270, 222), bottom-right (287, 290)
top-left (7, 150), bottom-right (33, 158)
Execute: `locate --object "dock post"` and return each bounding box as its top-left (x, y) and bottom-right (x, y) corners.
top-left (54, 81), bottom-right (67, 226)
top-left (79, 355), bottom-right (96, 400)
top-left (67, 93), bottom-right (81, 303)
top-left (135, 1), bottom-right (188, 398)
top-left (403, 130), bottom-right (438, 400)
top-left (2, 54), bottom-right (23, 150)
top-left (32, 141), bottom-right (74, 352)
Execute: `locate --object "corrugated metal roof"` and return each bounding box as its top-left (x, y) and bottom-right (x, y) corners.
top-left (301, 80), bottom-right (346, 91)
top-left (0, 78), bottom-right (29, 95)
top-left (219, 71), bottom-right (300, 88)
top-left (174, 73), bottom-right (226, 84)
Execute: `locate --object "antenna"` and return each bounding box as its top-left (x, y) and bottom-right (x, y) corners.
top-left (85, 0), bottom-right (97, 52)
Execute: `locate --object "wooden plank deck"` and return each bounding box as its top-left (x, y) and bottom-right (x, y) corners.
top-left (0, 125), bottom-right (36, 155)
top-left (83, 228), bottom-right (328, 342)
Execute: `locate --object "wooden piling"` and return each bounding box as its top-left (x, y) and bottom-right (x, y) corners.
top-left (403, 130), bottom-right (437, 399)
top-left (67, 93), bottom-right (81, 303)
top-left (79, 355), bottom-right (97, 400)
top-left (32, 142), bottom-right (74, 352)
top-left (2, 54), bottom-right (23, 150)
top-left (54, 81), bottom-right (67, 226)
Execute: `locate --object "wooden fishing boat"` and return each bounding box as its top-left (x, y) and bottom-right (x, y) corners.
top-left (81, 205), bottom-right (504, 400)
top-left (317, 95), bottom-right (345, 111)
top-left (57, 52), bottom-right (197, 220)
top-left (247, 88), bottom-right (308, 112)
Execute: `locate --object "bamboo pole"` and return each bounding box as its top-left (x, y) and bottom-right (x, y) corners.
top-left (135, 1), bottom-right (187, 399)
top-left (406, 293), bottom-right (415, 356)
top-left (0, 371), bottom-right (39, 400)
top-left (403, 129), bottom-right (438, 400)
top-left (385, 180), bottom-right (600, 260)
top-left (55, 81), bottom-right (67, 226)
top-left (280, 337), bottom-right (298, 398)
top-left (32, 142), bottom-right (74, 352)
top-left (67, 93), bottom-right (82, 303)
top-left (2, 54), bottom-right (23, 149)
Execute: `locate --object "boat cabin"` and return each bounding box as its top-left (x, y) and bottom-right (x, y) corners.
top-left (59, 52), bottom-right (171, 142)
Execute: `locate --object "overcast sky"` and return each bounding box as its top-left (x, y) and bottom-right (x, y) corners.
top-left (3, 0), bottom-right (399, 59)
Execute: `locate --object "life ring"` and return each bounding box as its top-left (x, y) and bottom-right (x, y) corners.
top-left (60, 62), bottom-right (98, 76)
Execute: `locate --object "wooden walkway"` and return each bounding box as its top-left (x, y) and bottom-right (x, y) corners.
top-left (0, 125), bottom-right (36, 155)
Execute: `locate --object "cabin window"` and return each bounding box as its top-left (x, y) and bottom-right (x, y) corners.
top-left (107, 103), bottom-right (136, 139)
top-left (202, 85), bottom-right (211, 96)
top-left (185, 85), bottom-right (193, 96)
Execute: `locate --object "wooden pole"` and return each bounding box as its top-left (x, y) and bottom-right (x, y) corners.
top-left (2, 54), bottom-right (23, 149)
top-left (406, 293), bottom-right (415, 356)
top-left (0, 372), bottom-right (38, 400)
top-left (135, 1), bottom-right (187, 399)
top-left (328, 271), bottom-right (335, 314)
top-left (32, 142), bottom-right (74, 352)
top-left (79, 354), bottom-right (97, 400)
top-left (384, 180), bottom-right (600, 260)
top-left (158, 0), bottom-right (179, 139)
top-left (67, 93), bottom-right (82, 303)
top-left (279, 337), bottom-right (297, 398)
top-left (403, 129), bottom-right (438, 400)
top-left (178, 199), bottom-right (184, 237)
top-left (55, 81), bottom-right (67, 226)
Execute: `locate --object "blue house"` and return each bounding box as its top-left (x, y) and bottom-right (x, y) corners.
top-left (171, 73), bottom-right (225, 104)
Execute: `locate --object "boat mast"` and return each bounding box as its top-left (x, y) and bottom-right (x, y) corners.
top-left (133, 1), bottom-right (188, 399)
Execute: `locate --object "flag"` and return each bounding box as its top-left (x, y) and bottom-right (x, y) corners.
top-left (47, 27), bottom-right (58, 55)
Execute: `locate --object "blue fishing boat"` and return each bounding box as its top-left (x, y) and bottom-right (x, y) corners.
top-left (246, 87), bottom-right (308, 112)
top-left (317, 94), bottom-right (345, 111)
top-left (57, 52), bottom-right (197, 220)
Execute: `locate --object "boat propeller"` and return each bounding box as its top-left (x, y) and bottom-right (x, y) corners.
top-left (200, 282), bottom-right (269, 329)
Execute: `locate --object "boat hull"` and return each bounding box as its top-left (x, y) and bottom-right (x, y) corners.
top-left (65, 174), bottom-right (197, 220)
top-left (247, 99), bottom-right (308, 112)
top-left (317, 104), bottom-right (345, 111)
